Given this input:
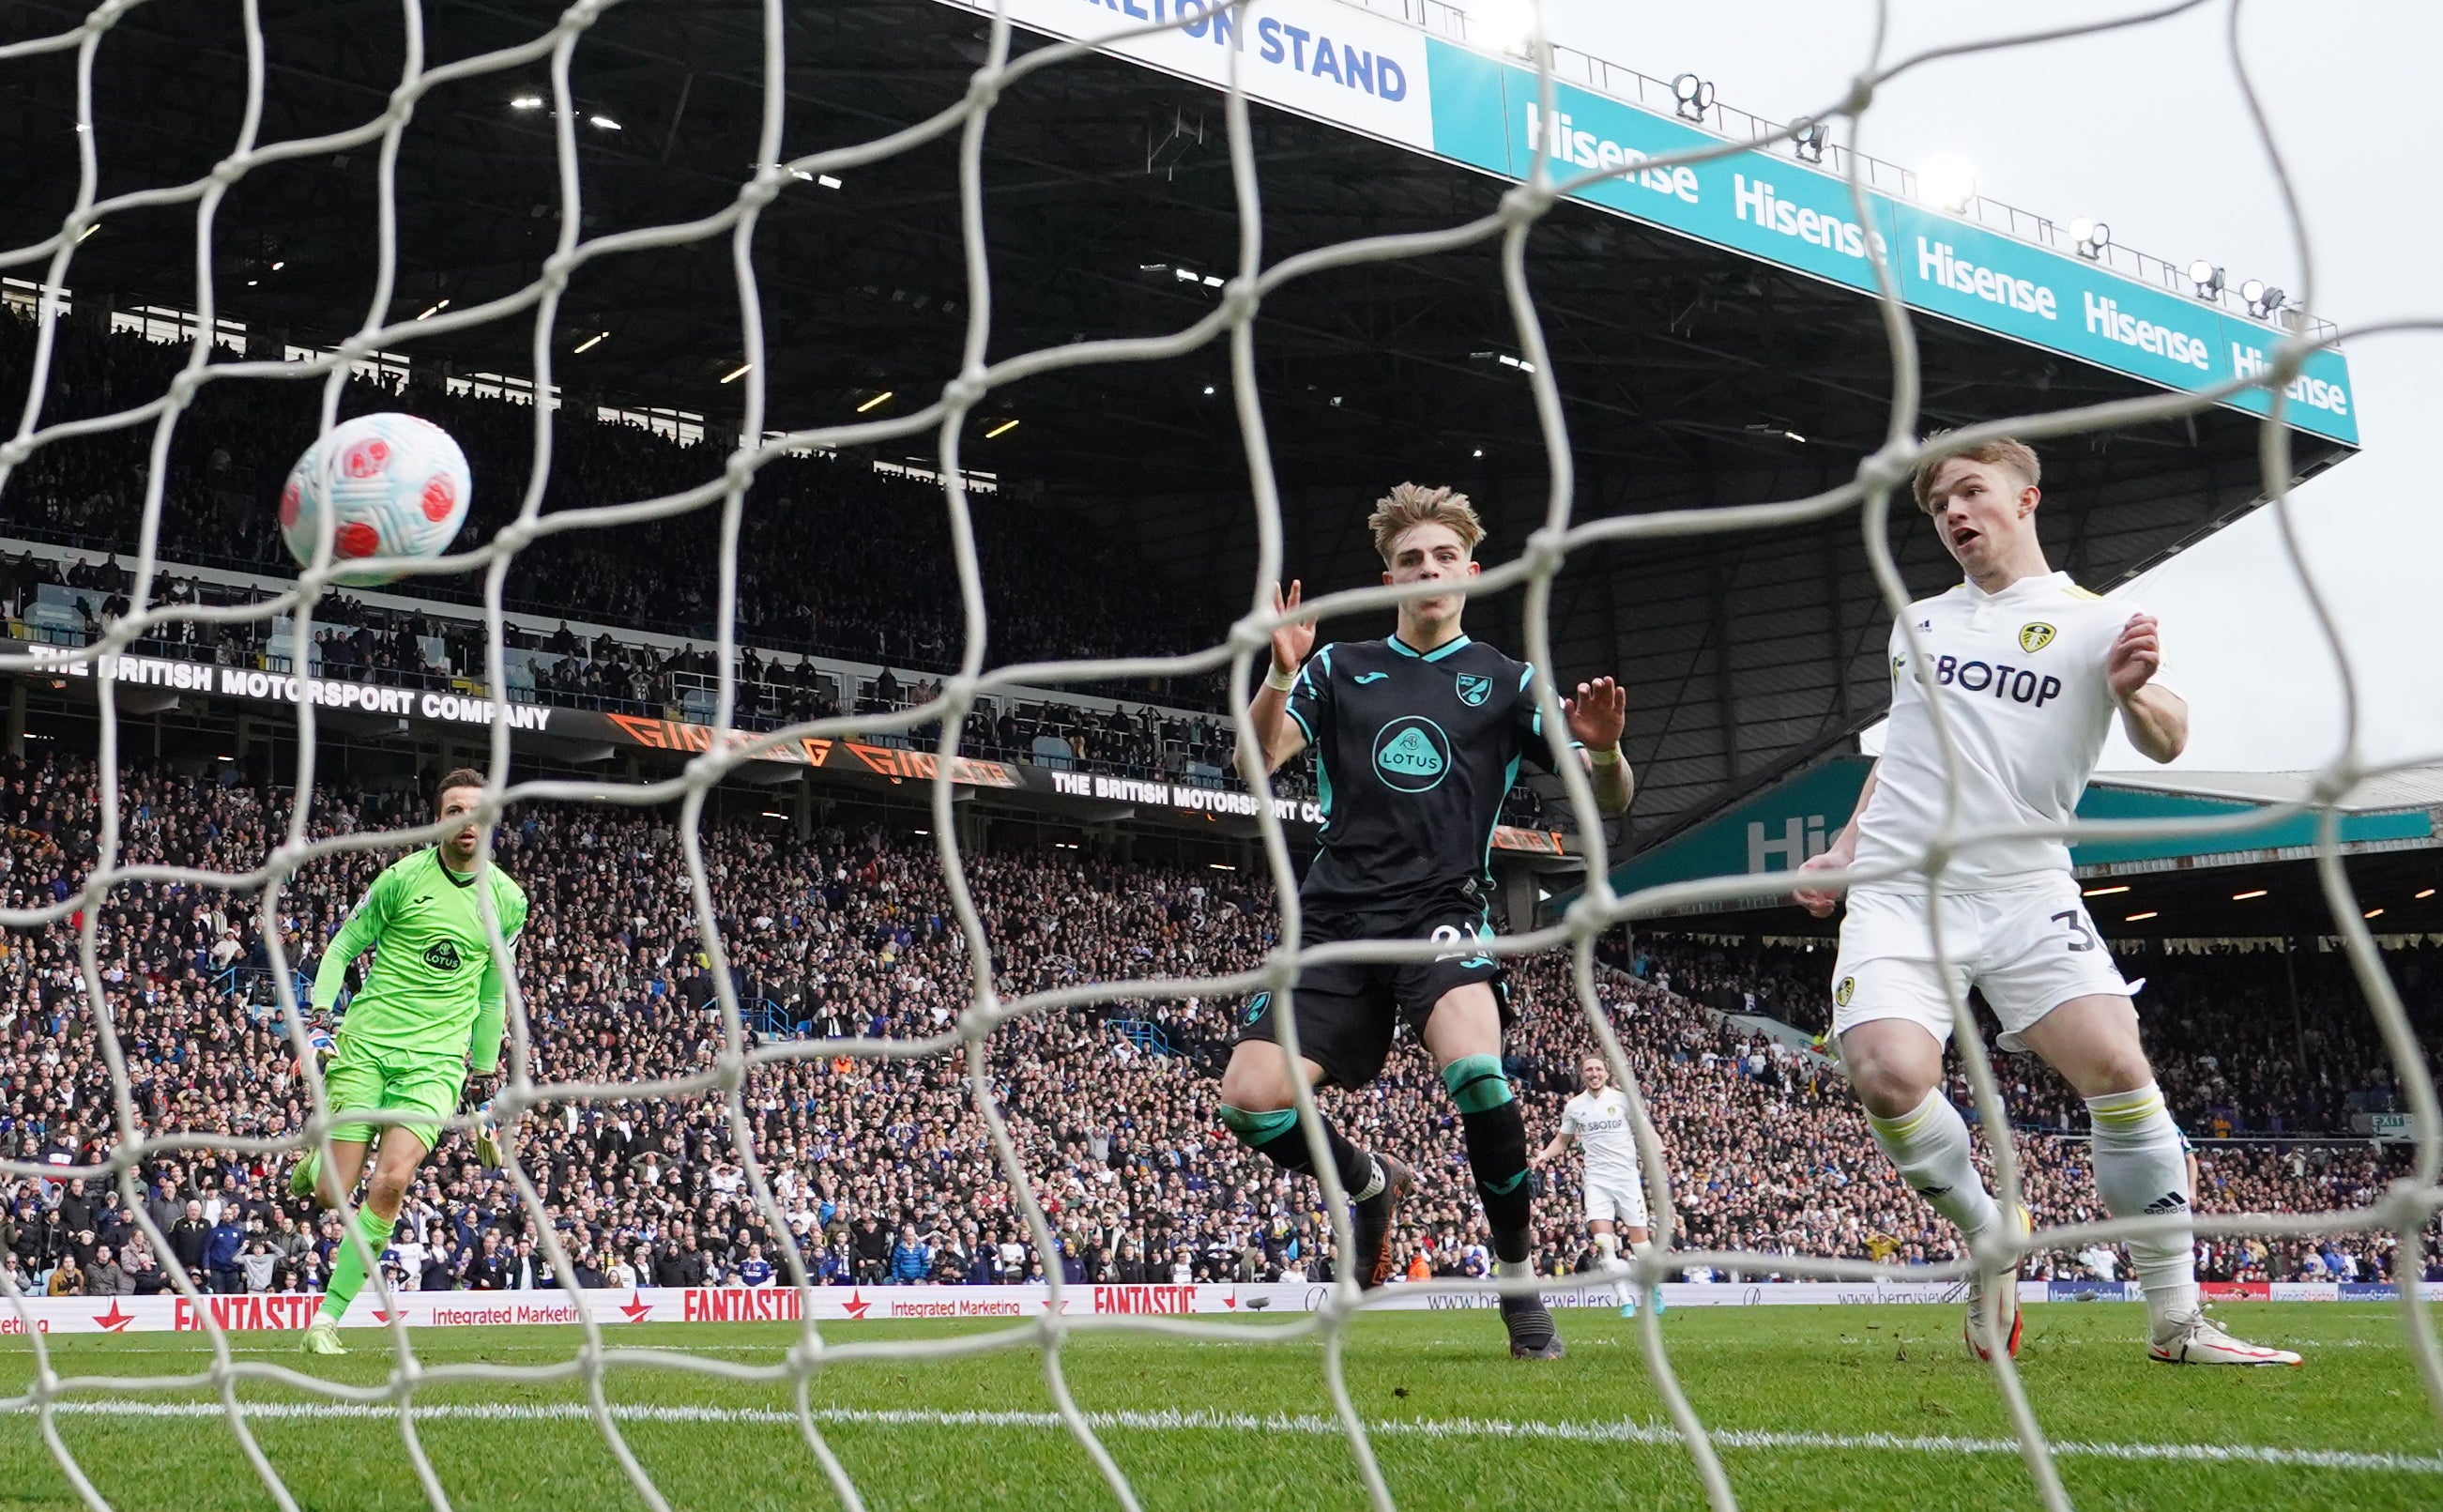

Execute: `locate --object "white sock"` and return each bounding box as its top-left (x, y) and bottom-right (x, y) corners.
top-left (2086, 1084), bottom-right (2199, 1335)
top-left (1866, 1090), bottom-right (2000, 1246)
top-left (1593, 1231), bottom-right (1622, 1299)
top-left (1351, 1157), bottom-right (1384, 1204)
top-left (1629, 1238), bottom-right (1656, 1302)
top-left (1494, 1259), bottom-right (1534, 1283)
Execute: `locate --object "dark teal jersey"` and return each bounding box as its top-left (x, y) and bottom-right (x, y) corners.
top-left (1284, 633), bottom-right (1559, 916)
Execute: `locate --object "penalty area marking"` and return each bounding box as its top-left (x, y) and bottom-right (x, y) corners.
top-left (3, 1400), bottom-right (2437, 1476)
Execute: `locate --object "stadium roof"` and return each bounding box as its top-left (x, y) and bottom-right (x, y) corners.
top-left (2085, 768), bottom-right (2443, 814)
top-left (0, 0), bottom-right (2360, 847)
top-left (1592, 756), bottom-right (2443, 942)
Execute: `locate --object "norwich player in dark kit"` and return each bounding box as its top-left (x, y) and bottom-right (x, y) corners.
top-left (1224, 484), bottom-right (1631, 1358)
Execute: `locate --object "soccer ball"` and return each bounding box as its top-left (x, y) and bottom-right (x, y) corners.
top-left (279, 412), bottom-right (471, 586)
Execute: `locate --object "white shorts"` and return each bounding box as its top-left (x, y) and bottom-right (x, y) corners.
top-left (1830, 874), bottom-right (2130, 1052)
top-left (1582, 1174), bottom-right (1649, 1229)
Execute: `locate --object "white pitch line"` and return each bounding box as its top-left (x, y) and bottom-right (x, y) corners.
top-left (3, 1399), bottom-right (2436, 1476)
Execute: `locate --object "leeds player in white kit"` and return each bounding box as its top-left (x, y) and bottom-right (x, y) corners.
top-left (1532, 1054), bottom-right (1662, 1317)
top-left (1794, 439), bottom-right (2298, 1369)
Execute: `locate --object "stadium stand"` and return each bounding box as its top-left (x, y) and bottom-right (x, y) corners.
top-left (0, 311), bottom-right (1568, 829)
top-left (0, 307), bottom-right (1229, 706)
top-left (0, 754), bottom-right (2426, 1305)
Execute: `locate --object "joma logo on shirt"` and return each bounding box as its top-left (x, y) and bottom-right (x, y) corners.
top-left (423, 940), bottom-right (463, 972)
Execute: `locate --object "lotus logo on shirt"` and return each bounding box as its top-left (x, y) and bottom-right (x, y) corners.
top-left (2019, 622), bottom-right (2057, 654)
top-left (1372, 716), bottom-right (1451, 791)
top-left (423, 940), bottom-right (463, 972)
top-left (1454, 672), bottom-right (1491, 707)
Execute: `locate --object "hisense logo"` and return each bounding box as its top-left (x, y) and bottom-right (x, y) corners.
top-left (1916, 238), bottom-right (2058, 319)
top-left (1521, 103), bottom-right (1699, 204)
top-left (2083, 292), bottom-right (2211, 371)
top-left (2231, 343), bottom-right (2349, 415)
top-left (1734, 175), bottom-right (1874, 259)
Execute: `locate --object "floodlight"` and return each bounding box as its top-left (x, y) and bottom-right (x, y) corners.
top-left (1918, 156), bottom-right (1977, 213)
top-left (1474, 0), bottom-right (1540, 56)
top-left (1792, 118), bottom-right (1828, 163)
top-left (2187, 260), bottom-right (2223, 298)
top-left (1672, 73), bottom-right (1715, 121)
top-left (2069, 218), bottom-right (2111, 259)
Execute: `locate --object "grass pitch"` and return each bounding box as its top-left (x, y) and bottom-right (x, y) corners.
top-left (2, 1303), bottom-right (2435, 1510)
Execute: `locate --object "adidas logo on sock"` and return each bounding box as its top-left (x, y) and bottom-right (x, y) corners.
top-left (2142, 1192), bottom-right (2190, 1214)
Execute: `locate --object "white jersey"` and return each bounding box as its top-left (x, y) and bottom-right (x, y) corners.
top-left (1559, 1088), bottom-right (1640, 1186)
top-left (1855, 571), bottom-right (2160, 892)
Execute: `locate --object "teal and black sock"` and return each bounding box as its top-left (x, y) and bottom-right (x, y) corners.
top-left (1220, 1105), bottom-right (1382, 1200)
top-left (1443, 1054), bottom-right (1533, 1263)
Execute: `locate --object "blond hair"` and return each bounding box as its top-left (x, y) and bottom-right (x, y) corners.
top-left (1912, 435), bottom-right (2039, 514)
top-left (1367, 482), bottom-right (1485, 566)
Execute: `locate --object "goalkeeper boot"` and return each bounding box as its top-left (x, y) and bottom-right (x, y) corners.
top-left (1501, 1291), bottom-right (1565, 1360)
top-left (300, 1319), bottom-right (345, 1357)
top-left (288, 1151), bottom-right (320, 1204)
top-left (1964, 1204), bottom-right (2029, 1363)
top-left (1351, 1154), bottom-right (1413, 1291)
top-left (2148, 1311), bottom-right (2301, 1367)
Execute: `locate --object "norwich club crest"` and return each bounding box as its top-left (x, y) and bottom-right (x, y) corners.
top-left (1455, 672), bottom-right (1491, 708)
top-left (1834, 976), bottom-right (1856, 1007)
top-left (2018, 622), bottom-right (2057, 654)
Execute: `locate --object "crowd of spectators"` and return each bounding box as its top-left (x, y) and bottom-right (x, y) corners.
top-left (7, 548), bottom-right (1548, 825)
top-left (0, 751), bottom-right (2431, 1309)
top-left (1634, 935), bottom-right (2441, 1138)
top-left (0, 314), bottom-right (1553, 827)
top-left (0, 308), bottom-right (1229, 707)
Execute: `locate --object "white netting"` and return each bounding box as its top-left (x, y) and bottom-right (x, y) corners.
top-left (0, 1), bottom-right (2435, 1510)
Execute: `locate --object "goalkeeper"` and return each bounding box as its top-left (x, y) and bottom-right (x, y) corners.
top-left (292, 768), bottom-right (527, 1357)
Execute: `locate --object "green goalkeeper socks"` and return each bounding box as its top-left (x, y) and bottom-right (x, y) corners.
top-left (318, 1206), bottom-right (397, 1325)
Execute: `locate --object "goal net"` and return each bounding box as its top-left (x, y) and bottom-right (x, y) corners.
top-left (0, 1), bottom-right (2433, 1509)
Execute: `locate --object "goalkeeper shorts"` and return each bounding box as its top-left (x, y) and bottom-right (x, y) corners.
top-left (321, 1038), bottom-right (465, 1153)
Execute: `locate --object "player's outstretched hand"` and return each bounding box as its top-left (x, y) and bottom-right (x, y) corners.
top-left (1269, 580), bottom-right (1316, 678)
top-left (1563, 676), bottom-right (1626, 751)
top-left (1792, 850), bottom-right (1848, 919)
top-left (2107, 613), bottom-right (2161, 702)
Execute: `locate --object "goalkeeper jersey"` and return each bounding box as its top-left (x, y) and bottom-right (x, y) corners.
top-left (312, 848), bottom-right (527, 1072)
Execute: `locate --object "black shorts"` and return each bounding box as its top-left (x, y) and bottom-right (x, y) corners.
top-left (1233, 893), bottom-right (1512, 1090)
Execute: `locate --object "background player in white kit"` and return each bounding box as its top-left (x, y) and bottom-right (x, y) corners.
top-left (1532, 1053), bottom-right (1662, 1317)
top-left (1794, 437), bottom-right (2298, 1369)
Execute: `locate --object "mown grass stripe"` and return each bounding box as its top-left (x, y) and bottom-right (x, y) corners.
top-left (7, 1399), bottom-right (2436, 1475)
